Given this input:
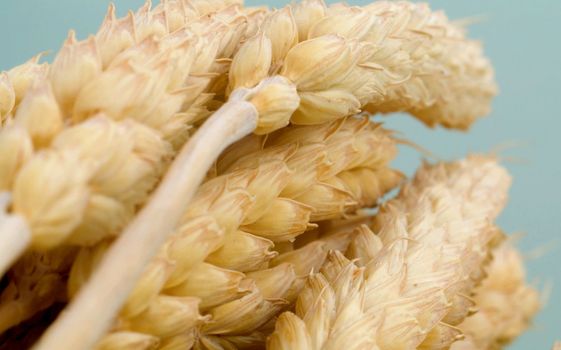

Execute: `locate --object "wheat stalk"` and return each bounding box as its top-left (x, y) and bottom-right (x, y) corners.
top-left (63, 117), bottom-right (400, 349)
top-left (269, 155), bottom-right (511, 349)
top-left (450, 241), bottom-right (540, 350)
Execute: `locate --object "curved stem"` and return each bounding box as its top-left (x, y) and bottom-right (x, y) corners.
top-left (34, 100), bottom-right (258, 350)
top-left (0, 194), bottom-right (30, 278)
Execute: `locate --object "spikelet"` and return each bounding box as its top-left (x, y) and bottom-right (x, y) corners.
top-left (67, 117), bottom-right (401, 349)
top-left (3, 54), bottom-right (49, 116)
top-left (0, 0), bottom-right (251, 332)
top-left (450, 241), bottom-right (540, 350)
top-left (269, 251), bottom-right (375, 350)
top-left (269, 155), bottom-right (511, 349)
top-left (227, 0), bottom-right (496, 133)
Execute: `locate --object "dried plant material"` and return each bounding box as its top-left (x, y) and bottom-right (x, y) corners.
top-left (450, 241), bottom-right (540, 350)
top-left (226, 0), bottom-right (496, 132)
top-left (5, 54), bottom-right (49, 112)
top-left (269, 251), bottom-right (374, 350)
top-left (32, 2), bottom-right (501, 347)
top-left (0, 0), bottom-right (250, 332)
top-left (270, 156), bottom-right (511, 349)
top-left (0, 0), bottom-right (250, 258)
top-left (0, 126), bottom-right (32, 191)
top-left (66, 117), bottom-right (400, 348)
top-left (0, 73), bottom-right (16, 122)
top-left (0, 1), bottom-right (509, 349)
top-left (95, 332), bottom-right (159, 350)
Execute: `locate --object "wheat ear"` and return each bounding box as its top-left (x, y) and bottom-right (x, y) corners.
top-left (32, 97), bottom-right (256, 350)
top-left (451, 241), bottom-right (540, 350)
top-left (269, 155), bottom-right (511, 349)
top-left (0, 0), bottom-right (252, 332)
top-left (64, 117), bottom-right (400, 349)
top-left (0, 0), bottom-right (249, 267)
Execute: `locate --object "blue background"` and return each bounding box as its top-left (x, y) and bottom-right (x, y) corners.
top-left (1, 1), bottom-right (559, 348)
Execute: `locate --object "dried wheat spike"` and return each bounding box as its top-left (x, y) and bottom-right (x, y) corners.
top-left (451, 241), bottom-right (540, 350)
top-left (228, 0), bottom-right (496, 134)
top-left (67, 117), bottom-right (400, 349)
top-left (0, 0), bottom-right (249, 334)
top-left (269, 155), bottom-right (511, 349)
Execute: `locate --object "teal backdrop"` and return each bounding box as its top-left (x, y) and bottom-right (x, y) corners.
top-left (1, 1), bottom-right (559, 348)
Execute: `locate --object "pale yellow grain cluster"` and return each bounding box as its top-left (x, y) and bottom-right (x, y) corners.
top-left (0, 0), bottom-right (246, 250)
top-left (0, 1), bottom-right (539, 349)
top-left (269, 156), bottom-right (513, 350)
top-left (451, 241), bottom-right (540, 350)
top-left (68, 117), bottom-right (401, 349)
top-left (0, 0), bottom-right (251, 332)
top-left (0, 0), bottom-right (495, 281)
top-left (230, 0), bottom-right (496, 132)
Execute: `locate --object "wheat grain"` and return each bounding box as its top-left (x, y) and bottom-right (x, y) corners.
top-left (269, 250), bottom-right (374, 350)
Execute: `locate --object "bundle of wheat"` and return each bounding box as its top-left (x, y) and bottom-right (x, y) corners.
top-left (0, 1), bottom-right (541, 350)
top-left (26, 1), bottom-right (497, 347)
